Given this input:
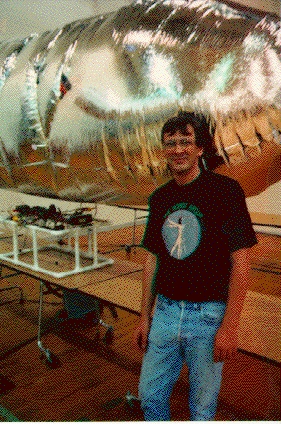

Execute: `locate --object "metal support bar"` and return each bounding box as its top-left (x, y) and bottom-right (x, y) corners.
top-left (74, 227), bottom-right (80, 271)
top-left (31, 227), bottom-right (39, 269)
top-left (0, 265), bottom-right (24, 304)
top-left (12, 222), bottom-right (19, 262)
top-left (37, 281), bottom-right (45, 353)
top-left (37, 281), bottom-right (60, 367)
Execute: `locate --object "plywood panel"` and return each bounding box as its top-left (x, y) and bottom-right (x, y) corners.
top-left (81, 271), bottom-right (142, 314)
top-left (250, 212), bottom-right (281, 227)
top-left (239, 291), bottom-right (281, 362)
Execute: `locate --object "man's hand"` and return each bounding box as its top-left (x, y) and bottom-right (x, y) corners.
top-left (214, 325), bottom-right (239, 362)
top-left (214, 247), bottom-right (252, 363)
top-left (134, 318), bottom-right (150, 352)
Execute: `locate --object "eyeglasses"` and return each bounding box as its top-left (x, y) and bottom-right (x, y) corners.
top-left (163, 139), bottom-right (194, 150)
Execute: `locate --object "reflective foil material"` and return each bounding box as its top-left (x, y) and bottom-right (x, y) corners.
top-left (0, 0), bottom-right (280, 203)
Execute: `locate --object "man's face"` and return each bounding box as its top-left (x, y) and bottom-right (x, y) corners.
top-left (162, 125), bottom-right (203, 175)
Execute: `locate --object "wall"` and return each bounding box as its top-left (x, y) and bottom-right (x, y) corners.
top-left (246, 181), bottom-right (281, 216)
top-left (0, 0), bottom-right (131, 42)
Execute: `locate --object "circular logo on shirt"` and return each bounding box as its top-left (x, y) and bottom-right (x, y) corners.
top-left (161, 210), bottom-right (201, 260)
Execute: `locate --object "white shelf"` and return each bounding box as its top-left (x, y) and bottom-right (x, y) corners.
top-left (0, 219), bottom-right (113, 278)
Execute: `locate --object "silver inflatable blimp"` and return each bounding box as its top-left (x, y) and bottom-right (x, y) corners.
top-left (0, 0), bottom-right (280, 204)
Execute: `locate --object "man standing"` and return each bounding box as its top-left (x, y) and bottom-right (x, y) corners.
top-left (134, 111), bottom-right (257, 421)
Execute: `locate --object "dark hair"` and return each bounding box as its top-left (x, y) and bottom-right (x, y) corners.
top-left (161, 111), bottom-right (223, 170)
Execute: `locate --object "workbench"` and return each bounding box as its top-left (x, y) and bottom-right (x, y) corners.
top-left (0, 234), bottom-right (142, 366)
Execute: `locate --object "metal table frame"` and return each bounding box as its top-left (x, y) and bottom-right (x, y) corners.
top-left (0, 255), bottom-right (142, 367)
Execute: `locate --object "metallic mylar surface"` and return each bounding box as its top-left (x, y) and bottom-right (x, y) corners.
top-left (0, 0), bottom-right (280, 204)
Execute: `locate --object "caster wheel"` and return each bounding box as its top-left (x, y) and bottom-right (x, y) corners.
top-left (40, 350), bottom-right (61, 368)
top-left (125, 245), bottom-right (131, 254)
top-left (46, 352), bottom-right (61, 369)
top-left (125, 391), bottom-right (140, 409)
top-left (103, 327), bottom-right (114, 344)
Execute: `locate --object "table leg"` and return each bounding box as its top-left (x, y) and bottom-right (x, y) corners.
top-left (37, 281), bottom-right (60, 368)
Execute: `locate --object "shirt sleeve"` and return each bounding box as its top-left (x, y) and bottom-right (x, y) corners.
top-left (222, 180), bottom-right (258, 252)
top-left (141, 193), bottom-right (161, 256)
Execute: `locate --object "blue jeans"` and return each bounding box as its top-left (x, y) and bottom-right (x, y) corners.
top-left (139, 294), bottom-right (226, 421)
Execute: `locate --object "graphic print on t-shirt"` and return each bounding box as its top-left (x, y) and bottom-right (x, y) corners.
top-left (161, 207), bottom-right (202, 260)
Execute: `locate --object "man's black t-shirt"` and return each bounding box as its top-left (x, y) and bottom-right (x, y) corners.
top-left (141, 171), bottom-right (257, 302)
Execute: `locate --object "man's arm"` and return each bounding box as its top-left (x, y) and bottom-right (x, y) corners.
top-left (214, 247), bottom-right (252, 362)
top-left (134, 251), bottom-right (157, 351)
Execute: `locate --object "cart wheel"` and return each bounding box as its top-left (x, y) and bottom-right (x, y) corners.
top-left (125, 391), bottom-right (140, 408)
top-left (44, 350), bottom-right (61, 369)
top-left (103, 327), bottom-right (114, 344)
top-left (46, 352), bottom-right (61, 369)
top-left (125, 245), bottom-right (131, 254)
top-left (109, 306), bottom-right (118, 319)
